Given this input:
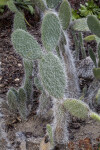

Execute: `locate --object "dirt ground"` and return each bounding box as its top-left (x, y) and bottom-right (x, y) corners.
top-left (0, 8), bottom-right (100, 150)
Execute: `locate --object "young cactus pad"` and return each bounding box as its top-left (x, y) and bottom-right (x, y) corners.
top-left (7, 89), bottom-right (18, 111)
top-left (46, 124), bottom-right (54, 148)
top-left (72, 18), bottom-right (89, 32)
top-left (87, 15), bottom-right (100, 38)
top-left (59, 0), bottom-right (71, 30)
top-left (7, 0), bottom-right (18, 13)
top-left (90, 112), bottom-right (100, 122)
top-left (13, 12), bottom-right (27, 31)
top-left (41, 12), bottom-right (61, 51)
top-left (63, 99), bottom-right (89, 119)
top-left (39, 52), bottom-right (66, 99)
top-left (12, 29), bottom-right (42, 60)
top-left (46, 0), bottom-right (62, 8)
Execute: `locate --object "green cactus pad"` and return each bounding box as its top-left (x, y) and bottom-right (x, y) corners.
top-left (39, 53), bottom-right (66, 99)
top-left (90, 112), bottom-right (100, 122)
top-left (7, 90), bottom-right (18, 111)
top-left (41, 12), bottom-right (61, 51)
top-left (33, 0), bottom-right (46, 11)
top-left (13, 12), bottom-right (27, 31)
top-left (63, 99), bottom-right (89, 119)
top-left (18, 88), bottom-right (27, 119)
top-left (12, 29), bottom-right (42, 60)
top-left (46, 0), bottom-right (62, 8)
top-left (87, 15), bottom-right (100, 38)
top-left (7, 0), bottom-right (18, 13)
top-left (93, 68), bottom-right (100, 80)
top-left (72, 18), bottom-right (89, 31)
top-left (96, 89), bottom-right (100, 105)
top-left (89, 48), bottom-right (97, 67)
top-left (24, 59), bottom-right (33, 100)
top-left (46, 124), bottom-right (54, 148)
top-left (59, 0), bottom-right (71, 30)
top-left (84, 35), bottom-right (96, 42)
top-left (0, 0), bottom-right (8, 5)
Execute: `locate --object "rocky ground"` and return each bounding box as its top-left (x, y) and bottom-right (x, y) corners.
top-left (0, 6), bottom-right (100, 150)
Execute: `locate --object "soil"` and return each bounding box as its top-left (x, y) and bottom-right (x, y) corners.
top-left (0, 6), bottom-right (100, 150)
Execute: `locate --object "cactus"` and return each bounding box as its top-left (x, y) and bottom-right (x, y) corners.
top-left (59, 0), bottom-right (71, 30)
top-left (13, 12), bottom-right (27, 31)
top-left (90, 112), bottom-right (100, 122)
top-left (72, 18), bottom-right (89, 31)
top-left (7, 0), bottom-right (18, 13)
top-left (37, 91), bottom-right (53, 120)
top-left (32, 0), bottom-right (47, 11)
top-left (39, 52), bottom-right (66, 99)
top-left (53, 102), bottom-right (69, 146)
top-left (41, 12), bottom-right (61, 52)
top-left (87, 15), bottom-right (100, 38)
top-left (18, 88), bottom-right (27, 120)
top-left (98, 43), bottom-right (100, 67)
top-left (71, 31), bottom-right (80, 59)
top-left (95, 89), bottom-right (100, 105)
top-left (63, 99), bottom-right (89, 119)
top-left (46, 0), bottom-right (62, 8)
top-left (79, 32), bottom-right (86, 59)
top-left (89, 48), bottom-right (97, 67)
top-left (34, 76), bottom-right (43, 91)
top-left (24, 59), bottom-right (33, 100)
top-left (46, 124), bottom-right (54, 148)
top-left (12, 29), bottom-right (43, 60)
top-left (93, 68), bottom-right (100, 80)
top-left (7, 89), bottom-right (18, 111)
top-left (84, 35), bottom-right (96, 42)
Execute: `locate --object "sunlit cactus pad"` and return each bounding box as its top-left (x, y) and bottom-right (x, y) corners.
top-left (63, 99), bottom-right (89, 119)
top-left (72, 18), bottom-right (89, 31)
top-left (41, 12), bottom-right (61, 51)
top-left (39, 53), bottom-right (66, 99)
top-left (12, 29), bottom-right (42, 60)
top-left (59, 0), bottom-right (71, 30)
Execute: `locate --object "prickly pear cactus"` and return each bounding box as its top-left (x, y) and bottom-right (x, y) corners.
top-left (63, 99), bottom-right (89, 119)
top-left (12, 29), bottom-right (43, 60)
top-left (18, 88), bottom-right (27, 120)
top-left (46, 0), bottom-right (62, 8)
top-left (7, 89), bottom-right (18, 111)
top-left (90, 112), bottom-right (100, 122)
top-left (95, 89), bottom-right (100, 105)
top-left (39, 52), bottom-right (66, 99)
top-left (41, 12), bottom-right (61, 51)
top-left (7, 0), bottom-right (18, 13)
top-left (59, 0), bottom-right (71, 30)
top-left (87, 15), bottom-right (100, 38)
top-left (24, 59), bottom-right (33, 100)
top-left (13, 12), bottom-right (27, 31)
